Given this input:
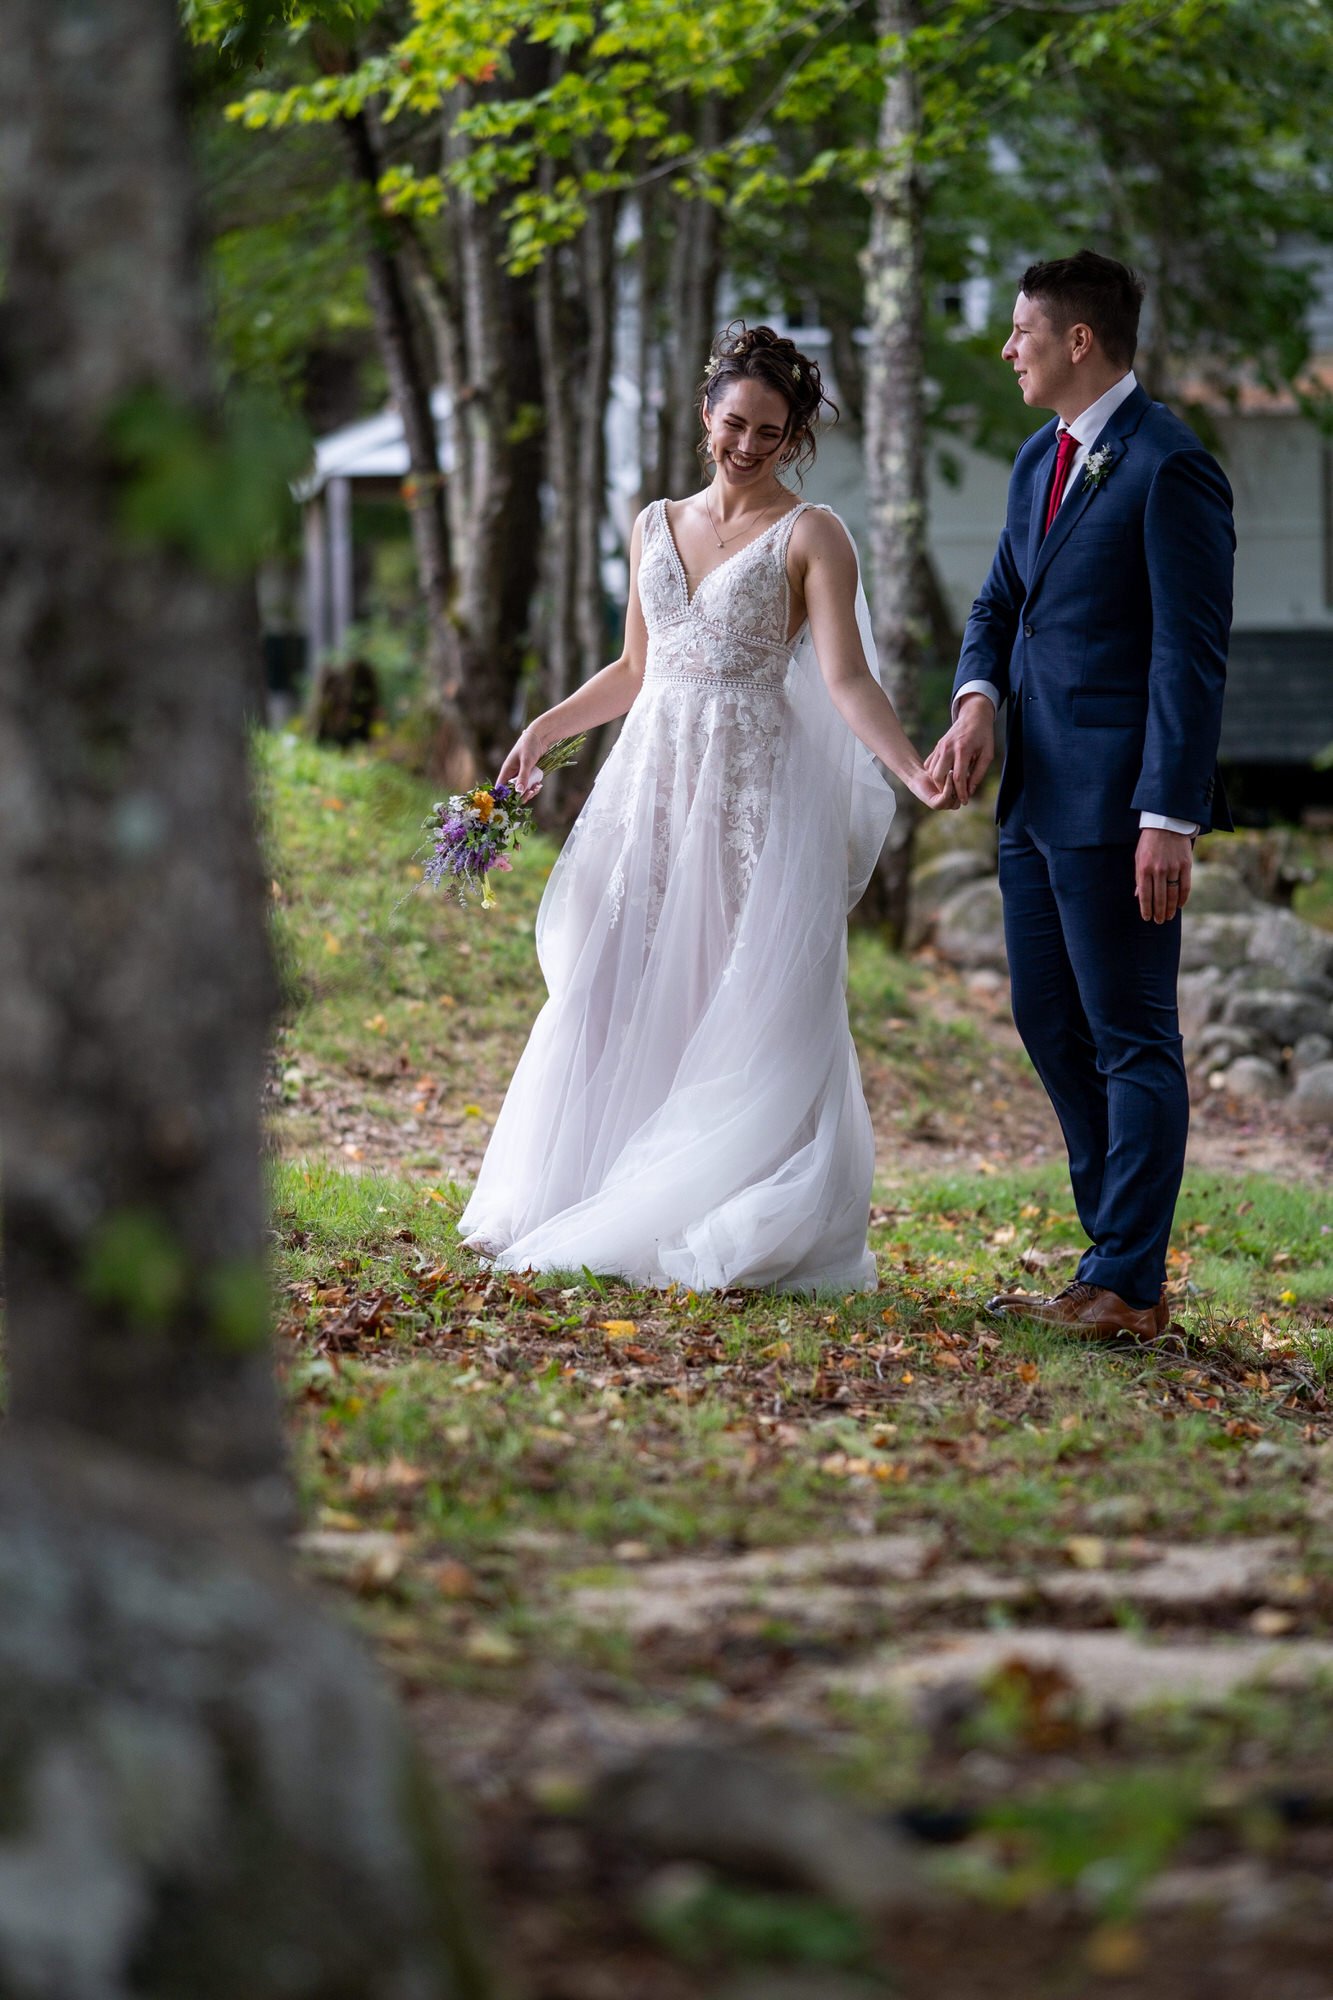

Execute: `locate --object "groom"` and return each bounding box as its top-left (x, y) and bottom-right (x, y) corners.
top-left (928, 250), bottom-right (1234, 1337)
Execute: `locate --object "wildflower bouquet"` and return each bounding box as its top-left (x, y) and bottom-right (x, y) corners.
top-left (421, 734), bottom-right (585, 907)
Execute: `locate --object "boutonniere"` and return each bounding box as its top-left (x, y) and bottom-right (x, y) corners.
top-left (1082, 444), bottom-right (1116, 493)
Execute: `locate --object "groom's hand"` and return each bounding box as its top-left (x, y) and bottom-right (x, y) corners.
top-left (1135, 828), bottom-right (1193, 924)
top-left (925, 694), bottom-right (995, 805)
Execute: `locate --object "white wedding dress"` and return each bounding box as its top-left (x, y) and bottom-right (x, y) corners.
top-left (458, 499), bottom-right (896, 1292)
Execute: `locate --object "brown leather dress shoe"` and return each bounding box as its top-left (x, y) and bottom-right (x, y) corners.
top-left (986, 1279), bottom-right (1168, 1339)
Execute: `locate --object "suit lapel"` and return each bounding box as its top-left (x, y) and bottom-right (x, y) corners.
top-left (1025, 426), bottom-right (1059, 582)
top-left (1026, 383), bottom-right (1151, 599)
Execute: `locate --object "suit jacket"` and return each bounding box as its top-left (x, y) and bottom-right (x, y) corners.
top-left (953, 383), bottom-right (1236, 845)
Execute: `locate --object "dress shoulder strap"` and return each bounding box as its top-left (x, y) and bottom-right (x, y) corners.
top-left (774, 499), bottom-right (811, 550)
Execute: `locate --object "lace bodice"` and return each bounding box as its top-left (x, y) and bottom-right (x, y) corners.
top-left (638, 498), bottom-right (808, 689)
top-left (564, 497), bottom-right (811, 941)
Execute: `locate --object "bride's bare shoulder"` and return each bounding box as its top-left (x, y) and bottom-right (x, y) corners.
top-left (790, 504), bottom-right (858, 573)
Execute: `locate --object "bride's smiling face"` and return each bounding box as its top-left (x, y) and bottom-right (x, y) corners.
top-left (703, 378), bottom-right (792, 488)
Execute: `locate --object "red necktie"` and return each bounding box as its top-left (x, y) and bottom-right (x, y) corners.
top-left (1043, 428), bottom-right (1078, 536)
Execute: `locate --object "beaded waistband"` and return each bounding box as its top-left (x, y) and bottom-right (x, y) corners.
top-left (643, 670), bottom-right (787, 694)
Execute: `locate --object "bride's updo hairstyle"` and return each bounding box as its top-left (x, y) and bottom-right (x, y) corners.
top-left (699, 321), bottom-right (837, 481)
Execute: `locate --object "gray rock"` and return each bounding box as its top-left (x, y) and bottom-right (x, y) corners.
top-left (906, 850), bottom-right (993, 949)
top-left (1247, 908), bottom-right (1333, 991)
top-left (1178, 967), bottom-right (1225, 1040)
top-left (911, 848), bottom-right (992, 897)
top-left (933, 878), bottom-right (1008, 972)
top-left (1185, 863), bottom-right (1259, 915)
top-left (1196, 1023), bottom-right (1258, 1064)
top-left (590, 1744), bottom-right (919, 1920)
top-left (1292, 1033), bottom-right (1333, 1076)
top-left (831, 1629), bottom-right (1333, 1712)
top-left (1180, 913), bottom-right (1257, 973)
top-left (1290, 1060), bottom-right (1333, 1126)
top-left (1222, 987), bottom-right (1331, 1047)
top-left (1221, 1055), bottom-right (1286, 1101)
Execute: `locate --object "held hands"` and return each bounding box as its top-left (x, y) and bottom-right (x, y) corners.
top-left (906, 765), bottom-right (959, 812)
top-left (1135, 828), bottom-right (1193, 924)
top-left (924, 695), bottom-right (996, 806)
top-left (496, 726), bottom-right (547, 800)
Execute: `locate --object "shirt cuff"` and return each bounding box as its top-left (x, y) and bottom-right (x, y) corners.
top-left (1139, 812), bottom-right (1200, 836)
top-left (952, 680), bottom-right (1000, 719)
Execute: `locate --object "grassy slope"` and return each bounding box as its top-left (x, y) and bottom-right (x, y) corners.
top-left (264, 734), bottom-right (1333, 1993)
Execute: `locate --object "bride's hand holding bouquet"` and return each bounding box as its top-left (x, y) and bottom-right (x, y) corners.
top-left (421, 733), bottom-right (584, 908)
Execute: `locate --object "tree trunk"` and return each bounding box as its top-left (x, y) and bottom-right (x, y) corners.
top-left (400, 218), bottom-right (475, 580)
top-left (861, 0), bottom-right (930, 945)
top-left (634, 186), bottom-right (666, 515)
top-left (0, 10), bottom-right (495, 1990)
top-left (0, 0), bottom-right (285, 1495)
top-left (534, 204), bottom-right (582, 745)
top-left (663, 100), bottom-right (725, 500)
top-left (533, 184), bottom-right (621, 814)
top-left (337, 105), bottom-right (476, 788)
top-left (575, 192), bottom-right (621, 688)
top-left (444, 89), bottom-right (544, 766)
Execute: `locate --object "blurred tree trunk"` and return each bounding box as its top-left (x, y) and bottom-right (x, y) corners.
top-left (634, 185), bottom-right (667, 515)
top-left (0, 22), bottom-right (285, 1499)
top-left (534, 181), bottom-right (621, 812)
top-left (401, 223), bottom-right (474, 569)
top-left (313, 35), bottom-right (476, 786)
top-left (444, 60), bottom-right (546, 768)
top-left (662, 99), bottom-right (725, 500)
top-left (534, 177), bottom-right (581, 750)
top-left (0, 5), bottom-right (494, 1990)
top-left (861, 0), bottom-right (930, 945)
top-left (576, 193), bottom-right (619, 689)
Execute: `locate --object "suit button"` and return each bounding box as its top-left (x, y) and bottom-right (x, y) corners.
top-left (1023, 623), bottom-right (1034, 637)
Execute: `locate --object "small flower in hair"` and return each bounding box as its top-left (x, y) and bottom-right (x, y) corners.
top-left (792, 363), bottom-right (801, 383)
top-left (704, 356), bottom-right (720, 378)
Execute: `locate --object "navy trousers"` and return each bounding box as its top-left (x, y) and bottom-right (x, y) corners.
top-left (998, 801), bottom-right (1188, 1309)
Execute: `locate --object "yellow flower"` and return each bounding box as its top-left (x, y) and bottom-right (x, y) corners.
top-left (470, 790), bottom-right (495, 822)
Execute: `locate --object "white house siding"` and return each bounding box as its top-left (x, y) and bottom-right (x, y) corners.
top-left (1217, 415), bottom-right (1332, 632)
top-left (803, 408), bottom-right (1331, 638)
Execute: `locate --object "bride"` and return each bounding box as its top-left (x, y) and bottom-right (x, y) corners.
top-left (459, 323), bottom-right (951, 1292)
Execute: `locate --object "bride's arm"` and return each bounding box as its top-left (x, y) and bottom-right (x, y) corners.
top-left (795, 512), bottom-right (951, 810)
top-left (498, 509), bottom-right (650, 795)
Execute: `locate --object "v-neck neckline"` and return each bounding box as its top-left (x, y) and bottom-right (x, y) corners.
top-left (660, 497), bottom-right (805, 611)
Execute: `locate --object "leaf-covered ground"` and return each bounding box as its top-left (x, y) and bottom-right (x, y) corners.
top-left (264, 736), bottom-right (1333, 1998)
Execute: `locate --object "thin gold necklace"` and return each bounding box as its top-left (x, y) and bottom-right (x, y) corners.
top-left (703, 487), bottom-right (787, 549)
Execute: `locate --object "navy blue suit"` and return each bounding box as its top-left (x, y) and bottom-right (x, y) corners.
top-left (954, 383), bottom-right (1235, 1306)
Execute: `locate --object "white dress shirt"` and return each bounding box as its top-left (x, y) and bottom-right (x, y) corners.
top-left (954, 369), bottom-right (1198, 836)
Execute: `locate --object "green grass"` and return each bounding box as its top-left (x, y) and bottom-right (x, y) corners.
top-left (872, 1166), bottom-right (1333, 1328)
top-left (259, 729), bottom-right (554, 1092)
top-left (272, 1149), bottom-right (1328, 1581)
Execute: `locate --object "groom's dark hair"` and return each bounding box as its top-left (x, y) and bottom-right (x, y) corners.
top-left (1020, 251), bottom-right (1146, 368)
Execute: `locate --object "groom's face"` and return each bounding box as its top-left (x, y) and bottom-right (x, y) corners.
top-left (1002, 292), bottom-right (1073, 412)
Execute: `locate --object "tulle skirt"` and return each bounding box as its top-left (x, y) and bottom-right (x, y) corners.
top-left (458, 669), bottom-right (882, 1292)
